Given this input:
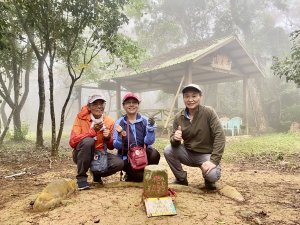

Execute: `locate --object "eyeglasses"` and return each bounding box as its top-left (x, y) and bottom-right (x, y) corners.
top-left (90, 101), bottom-right (106, 107)
top-left (124, 100), bottom-right (139, 105)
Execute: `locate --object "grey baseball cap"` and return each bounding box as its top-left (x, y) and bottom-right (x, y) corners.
top-left (182, 83), bottom-right (202, 94)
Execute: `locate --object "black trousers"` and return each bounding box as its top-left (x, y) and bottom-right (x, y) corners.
top-left (73, 137), bottom-right (124, 182)
top-left (123, 146), bottom-right (160, 182)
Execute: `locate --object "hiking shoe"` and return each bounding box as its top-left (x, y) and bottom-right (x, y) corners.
top-left (124, 174), bottom-right (139, 182)
top-left (172, 178), bottom-right (188, 186)
top-left (205, 180), bottom-right (217, 190)
top-left (93, 176), bottom-right (103, 185)
top-left (123, 173), bottom-right (129, 181)
top-left (77, 180), bottom-right (90, 190)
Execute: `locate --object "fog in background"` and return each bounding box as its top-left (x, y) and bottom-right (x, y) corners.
top-left (4, 0), bottom-right (300, 137)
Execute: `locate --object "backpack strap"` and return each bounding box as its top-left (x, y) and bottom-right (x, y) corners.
top-left (127, 120), bottom-right (130, 150)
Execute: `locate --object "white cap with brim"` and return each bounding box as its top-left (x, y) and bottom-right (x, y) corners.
top-left (182, 83), bottom-right (202, 94)
top-left (88, 94), bottom-right (106, 104)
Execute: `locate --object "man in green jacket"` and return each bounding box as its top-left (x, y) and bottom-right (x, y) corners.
top-left (164, 83), bottom-right (225, 190)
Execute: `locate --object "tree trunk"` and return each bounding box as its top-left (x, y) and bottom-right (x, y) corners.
top-left (0, 108), bottom-right (15, 145)
top-left (13, 107), bottom-right (23, 140)
top-left (8, 38), bottom-right (24, 141)
top-left (12, 64), bottom-right (22, 141)
top-left (36, 58), bottom-right (46, 147)
top-left (55, 79), bottom-right (76, 155)
top-left (249, 78), bottom-right (268, 133)
top-left (230, 0), bottom-right (268, 133)
top-left (15, 46), bottom-right (32, 140)
top-left (48, 50), bottom-right (57, 156)
top-left (0, 76), bottom-right (13, 127)
top-left (0, 101), bottom-right (7, 128)
top-left (19, 46), bottom-right (32, 113)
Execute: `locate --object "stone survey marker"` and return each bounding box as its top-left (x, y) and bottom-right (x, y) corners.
top-left (143, 164), bottom-right (169, 198)
top-left (143, 165), bottom-right (176, 217)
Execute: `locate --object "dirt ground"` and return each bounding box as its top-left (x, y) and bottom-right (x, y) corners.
top-left (0, 142), bottom-right (299, 225)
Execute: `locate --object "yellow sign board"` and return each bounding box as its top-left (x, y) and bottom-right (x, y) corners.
top-left (211, 54), bottom-right (232, 71)
top-left (144, 197), bottom-right (176, 217)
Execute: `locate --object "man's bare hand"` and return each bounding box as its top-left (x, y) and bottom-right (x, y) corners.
top-left (201, 161), bottom-right (216, 176)
top-left (173, 125), bottom-right (182, 141)
top-left (93, 121), bottom-right (104, 132)
top-left (103, 128), bottom-right (110, 139)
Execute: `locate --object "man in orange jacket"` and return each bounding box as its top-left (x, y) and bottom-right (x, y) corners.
top-left (70, 94), bottom-right (124, 190)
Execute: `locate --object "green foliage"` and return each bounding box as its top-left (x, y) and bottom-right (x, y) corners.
top-left (136, 19), bottom-right (182, 56)
top-left (0, 2), bottom-right (9, 50)
top-left (51, 0), bottom-right (144, 81)
top-left (4, 129), bottom-right (12, 140)
top-left (11, 121), bottom-right (29, 141)
top-left (272, 30), bottom-right (300, 86)
top-left (67, 34), bottom-right (145, 84)
top-left (20, 121), bottom-right (29, 137)
top-left (4, 0), bottom-right (144, 153)
top-left (108, 34), bottom-right (145, 69)
top-left (125, 0), bottom-right (149, 18)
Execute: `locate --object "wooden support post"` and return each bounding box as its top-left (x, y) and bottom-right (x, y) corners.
top-left (174, 97), bottom-right (178, 113)
top-left (163, 76), bottom-right (185, 130)
top-left (243, 77), bottom-right (249, 135)
top-left (116, 81), bottom-right (121, 118)
top-left (185, 61), bottom-right (193, 84)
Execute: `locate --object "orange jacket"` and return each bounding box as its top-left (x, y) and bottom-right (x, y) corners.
top-left (69, 105), bottom-right (114, 150)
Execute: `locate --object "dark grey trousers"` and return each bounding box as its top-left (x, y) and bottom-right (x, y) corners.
top-left (73, 137), bottom-right (124, 182)
top-left (123, 146), bottom-right (160, 182)
top-left (164, 144), bottom-right (221, 183)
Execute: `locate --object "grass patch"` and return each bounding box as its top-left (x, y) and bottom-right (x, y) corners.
top-left (153, 133), bottom-right (300, 160)
top-left (153, 138), bottom-right (170, 154)
top-left (224, 132), bottom-right (300, 161)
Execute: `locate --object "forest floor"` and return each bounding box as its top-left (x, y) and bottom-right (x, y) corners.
top-left (0, 138), bottom-right (299, 225)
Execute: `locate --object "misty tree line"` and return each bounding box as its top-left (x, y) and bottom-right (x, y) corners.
top-left (0, 0), bottom-right (300, 155)
top-left (133, 0), bottom-right (300, 132)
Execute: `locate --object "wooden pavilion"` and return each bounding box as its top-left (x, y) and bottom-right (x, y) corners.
top-left (84, 35), bottom-right (264, 134)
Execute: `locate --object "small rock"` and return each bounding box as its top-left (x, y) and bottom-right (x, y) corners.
top-left (257, 210), bottom-right (267, 216)
top-left (239, 210), bottom-right (255, 218)
top-left (253, 217), bottom-right (263, 225)
top-left (279, 161), bottom-right (289, 166)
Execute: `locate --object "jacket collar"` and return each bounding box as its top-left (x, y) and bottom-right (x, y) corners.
top-left (123, 113), bottom-right (142, 124)
top-left (181, 105), bottom-right (202, 119)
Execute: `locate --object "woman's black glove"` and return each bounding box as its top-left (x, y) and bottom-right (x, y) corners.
top-left (148, 117), bottom-right (155, 126)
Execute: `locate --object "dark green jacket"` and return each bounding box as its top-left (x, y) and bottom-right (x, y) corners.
top-left (170, 105), bottom-right (225, 165)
